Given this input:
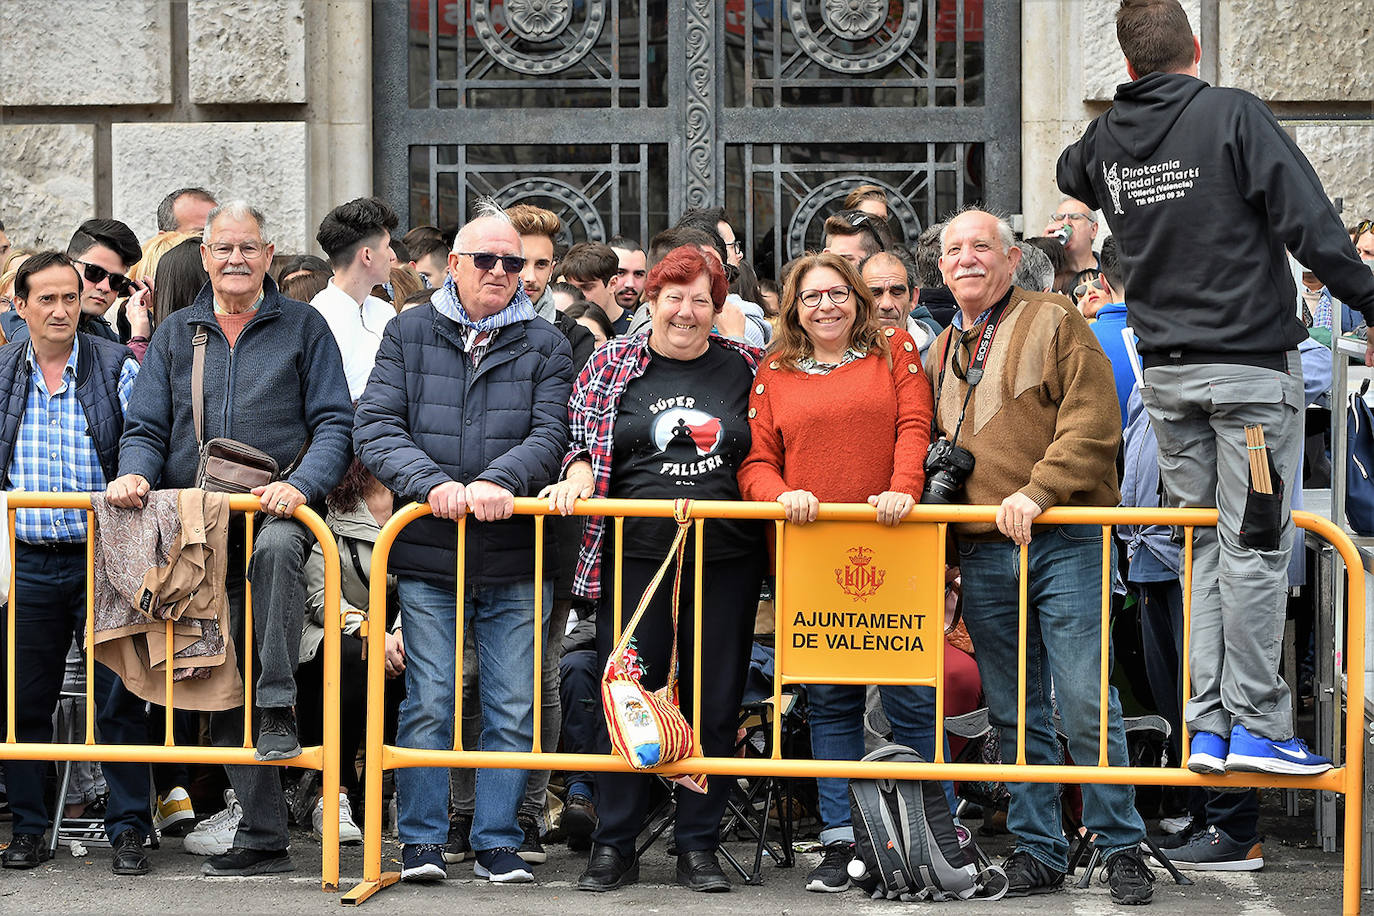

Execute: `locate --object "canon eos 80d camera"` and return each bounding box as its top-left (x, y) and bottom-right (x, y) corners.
top-left (920, 437), bottom-right (975, 504)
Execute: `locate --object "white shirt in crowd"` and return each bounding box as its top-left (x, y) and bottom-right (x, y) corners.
top-left (310, 280), bottom-right (394, 400)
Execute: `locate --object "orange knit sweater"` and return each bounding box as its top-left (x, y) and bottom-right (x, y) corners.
top-left (738, 327), bottom-right (933, 503)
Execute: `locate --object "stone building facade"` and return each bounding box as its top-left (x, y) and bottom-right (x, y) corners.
top-left (1, 0), bottom-right (1370, 259)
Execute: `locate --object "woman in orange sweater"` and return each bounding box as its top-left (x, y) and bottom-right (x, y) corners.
top-left (738, 252), bottom-right (950, 894)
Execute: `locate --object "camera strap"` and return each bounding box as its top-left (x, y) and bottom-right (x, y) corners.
top-left (935, 291), bottom-right (1014, 445)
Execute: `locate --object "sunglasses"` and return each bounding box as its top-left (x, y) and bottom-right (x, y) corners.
top-left (1355, 219), bottom-right (1374, 238)
top-left (458, 251), bottom-right (527, 273)
top-left (74, 259), bottom-right (135, 297)
top-left (1073, 276), bottom-right (1104, 300)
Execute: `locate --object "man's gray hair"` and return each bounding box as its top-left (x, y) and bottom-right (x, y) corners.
top-left (157, 187), bottom-right (216, 232)
top-left (938, 206), bottom-right (1019, 255)
top-left (860, 248), bottom-right (918, 291)
top-left (1056, 196), bottom-right (1099, 224)
top-left (202, 200), bottom-right (270, 244)
top-left (454, 195), bottom-right (514, 252)
top-left (1013, 243), bottom-right (1055, 292)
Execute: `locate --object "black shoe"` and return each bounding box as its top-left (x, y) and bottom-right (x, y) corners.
top-left (1106, 847), bottom-right (1155, 905)
top-left (111, 828), bottom-right (150, 876)
top-left (1, 833), bottom-right (50, 869)
top-left (561, 794), bottom-right (598, 845)
top-left (517, 815), bottom-right (547, 864)
top-left (577, 844), bottom-right (639, 892)
top-left (443, 812), bottom-right (473, 864)
top-left (202, 846), bottom-right (294, 876)
top-left (805, 840), bottom-right (854, 893)
top-left (1003, 849), bottom-right (1065, 897)
top-left (676, 849), bottom-right (730, 893)
top-left (254, 707), bottom-right (302, 761)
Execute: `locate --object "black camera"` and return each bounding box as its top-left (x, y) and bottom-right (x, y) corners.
top-left (921, 438), bottom-right (975, 505)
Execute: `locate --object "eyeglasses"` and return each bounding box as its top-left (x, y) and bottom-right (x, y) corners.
top-left (1073, 276), bottom-right (1104, 300)
top-left (798, 285), bottom-right (852, 308)
top-left (73, 259), bottom-right (135, 296)
top-left (1049, 212), bottom-right (1097, 224)
top-left (207, 242), bottom-right (266, 260)
top-left (868, 283), bottom-right (910, 300)
top-left (458, 251), bottom-right (527, 273)
top-left (726, 239), bottom-right (744, 255)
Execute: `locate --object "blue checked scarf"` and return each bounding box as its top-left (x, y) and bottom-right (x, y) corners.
top-left (432, 272), bottom-right (535, 332)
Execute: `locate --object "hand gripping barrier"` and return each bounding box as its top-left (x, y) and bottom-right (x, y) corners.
top-left (2, 492), bottom-right (345, 891)
top-left (342, 499), bottom-right (1365, 913)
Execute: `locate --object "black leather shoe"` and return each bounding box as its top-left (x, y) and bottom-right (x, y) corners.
top-left (676, 848), bottom-right (730, 892)
top-left (577, 844), bottom-right (639, 892)
top-left (111, 828), bottom-right (150, 876)
top-left (1, 832), bottom-right (50, 869)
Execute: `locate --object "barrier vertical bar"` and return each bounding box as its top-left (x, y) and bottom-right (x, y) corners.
top-left (85, 513), bottom-right (96, 743)
top-left (613, 516), bottom-right (625, 640)
top-left (1098, 524), bottom-right (1111, 767)
top-left (692, 517), bottom-right (704, 750)
top-left (1016, 543), bottom-right (1028, 765)
top-left (243, 512), bottom-right (255, 747)
top-left (453, 516), bottom-right (466, 750)
top-left (933, 522), bottom-right (947, 764)
top-left (1180, 526), bottom-right (1193, 757)
top-left (304, 504), bottom-right (343, 892)
top-left (532, 514), bottom-right (544, 753)
top-left (5, 508), bottom-right (14, 743)
top-left (771, 519), bottom-right (784, 759)
top-left (164, 618), bottom-right (175, 744)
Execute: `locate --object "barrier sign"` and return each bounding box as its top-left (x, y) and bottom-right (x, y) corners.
top-left (778, 521), bottom-right (943, 685)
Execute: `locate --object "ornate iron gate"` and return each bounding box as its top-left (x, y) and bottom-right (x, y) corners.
top-left (373, 0), bottom-right (1019, 275)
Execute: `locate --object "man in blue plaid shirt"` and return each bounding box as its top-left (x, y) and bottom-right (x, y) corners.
top-left (0, 251), bottom-right (148, 875)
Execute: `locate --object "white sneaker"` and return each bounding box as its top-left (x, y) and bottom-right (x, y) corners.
top-left (313, 792), bottom-right (363, 845)
top-left (183, 789), bottom-right (242, 856)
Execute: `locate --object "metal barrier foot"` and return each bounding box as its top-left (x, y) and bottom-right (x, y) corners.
top-left (340, 873), bottom-right (399, 906)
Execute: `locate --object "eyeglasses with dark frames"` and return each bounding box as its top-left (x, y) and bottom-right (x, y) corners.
top-left (798, 285), bottom-right (852, 308)
top-left (458, 251), bottom-right (527, 273)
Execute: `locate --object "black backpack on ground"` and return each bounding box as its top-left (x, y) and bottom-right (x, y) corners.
top-left (847, 744), bottom-right (1008, 902)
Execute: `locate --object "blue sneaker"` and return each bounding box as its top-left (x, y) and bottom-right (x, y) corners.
top-left (474, 846), bottom-right (534, 883)
top-left (1186, 731), bottom-right (1228, 774)
top-left (401, 843), bottom-right (447, 882)
top-left (1225, 724), bottom-right (1333, 775)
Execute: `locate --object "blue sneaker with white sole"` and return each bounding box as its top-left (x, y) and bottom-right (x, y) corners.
top-left (1225, 724), bottom-right (1333, 775)
top-left (1186, 731), bottom-right (1228, 774)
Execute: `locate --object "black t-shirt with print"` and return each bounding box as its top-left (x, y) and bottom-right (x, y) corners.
top-left (611, 343), bottom-right (760, 561)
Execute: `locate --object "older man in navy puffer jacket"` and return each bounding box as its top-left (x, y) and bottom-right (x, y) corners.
top-left (354, 199), bottom-right (573, 886)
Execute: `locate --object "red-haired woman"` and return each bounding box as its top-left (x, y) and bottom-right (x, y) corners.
top-left (540, 246), bottom-right (764, 893)
top-left (738, 251), bottom-right (951, 894)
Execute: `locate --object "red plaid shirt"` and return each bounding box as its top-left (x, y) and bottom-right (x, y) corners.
top-left (565, 331), bottom-right (762, 599)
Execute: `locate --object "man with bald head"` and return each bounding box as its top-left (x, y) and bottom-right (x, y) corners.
top-left (926, 209), bottom-right (1151, 903)
top-left (354, 199), bottom-right (574, 886)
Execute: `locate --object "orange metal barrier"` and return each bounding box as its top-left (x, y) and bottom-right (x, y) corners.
top-left (343, 499), bottom-right (1364, 913)
top-left (1, 492), bottom-right (344, 891)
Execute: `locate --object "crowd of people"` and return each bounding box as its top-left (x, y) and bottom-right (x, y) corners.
top-left (2, 0), bottom-right (1374, 907)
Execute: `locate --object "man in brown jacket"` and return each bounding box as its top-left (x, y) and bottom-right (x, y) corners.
top-left (926, 209), bottom-right (1152, 904)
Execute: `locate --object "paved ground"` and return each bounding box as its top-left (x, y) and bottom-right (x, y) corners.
top-left (0, 789), bottom-right (1360, 914)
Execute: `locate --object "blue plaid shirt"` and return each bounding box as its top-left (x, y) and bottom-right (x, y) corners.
top-left (9, 341), bottom-right (139, 543)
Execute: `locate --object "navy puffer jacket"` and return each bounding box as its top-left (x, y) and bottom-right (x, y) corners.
top-left (353, 304), bottom-right (574, 585)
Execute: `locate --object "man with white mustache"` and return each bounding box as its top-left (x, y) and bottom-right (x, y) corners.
top-left (926, 209), bottom-right (1152, 903)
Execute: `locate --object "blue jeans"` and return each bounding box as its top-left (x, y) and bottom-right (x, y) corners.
top-left (957, 525), bottom-right (1145, 871)
top-left (395, 577), bottom-right (551, 852)
top-left (808, 684), bottom-right (954, 844)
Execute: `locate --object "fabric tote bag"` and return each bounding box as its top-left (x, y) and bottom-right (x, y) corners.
top-left (601, 499), bottom-right (707, 793)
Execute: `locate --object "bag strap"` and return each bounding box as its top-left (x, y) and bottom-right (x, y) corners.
top-left (192, 327), bottom-right (208, 447)
top-left (608, 499), bottom-right (694, 693)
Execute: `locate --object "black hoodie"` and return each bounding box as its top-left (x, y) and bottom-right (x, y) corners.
top-left (1058, 73), bottom-right (1374, 357)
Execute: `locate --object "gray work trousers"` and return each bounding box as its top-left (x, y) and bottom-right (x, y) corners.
top-left (452, 598), bottom-right (571, 827)
top-left (212, 516), bottom-right (313, 851)
top-left (1139, 353), bottom-right (1304, 741)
